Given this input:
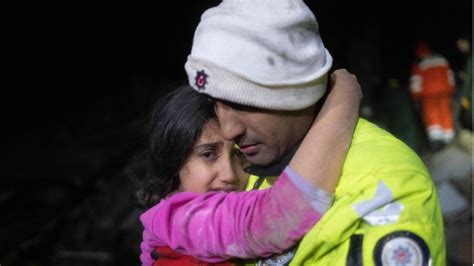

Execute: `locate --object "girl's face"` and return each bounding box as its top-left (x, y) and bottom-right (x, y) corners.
top-left (179, 119), bottom-right (249, 193)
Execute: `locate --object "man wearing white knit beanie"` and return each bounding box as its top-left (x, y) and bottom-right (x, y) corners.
top-left (185, 0), bottom-right (445, 265)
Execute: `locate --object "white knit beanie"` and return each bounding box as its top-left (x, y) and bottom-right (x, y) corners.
top-left (184, 0), bottom-right (333, 110)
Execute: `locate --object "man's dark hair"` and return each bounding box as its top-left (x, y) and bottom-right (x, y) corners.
top-left (137, 85), bottom-right (215, 208)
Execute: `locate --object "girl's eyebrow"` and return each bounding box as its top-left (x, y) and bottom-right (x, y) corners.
top-left (194, 142), bottom-right (222, 150)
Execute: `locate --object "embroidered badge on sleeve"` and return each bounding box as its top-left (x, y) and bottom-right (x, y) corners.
top-left (374, 231), bottom-right (430, 266)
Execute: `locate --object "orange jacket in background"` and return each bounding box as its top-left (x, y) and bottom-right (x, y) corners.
top-left (410, 54), bottom-right (455, 100)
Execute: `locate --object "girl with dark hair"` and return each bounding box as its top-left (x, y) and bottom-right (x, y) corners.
top-left (137, 85), bottom-right (247, 209)
top-left (139, 75), bottom-right (361, 265)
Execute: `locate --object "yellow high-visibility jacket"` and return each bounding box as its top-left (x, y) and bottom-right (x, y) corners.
top-left (245, 119), bottom-right (445, 265)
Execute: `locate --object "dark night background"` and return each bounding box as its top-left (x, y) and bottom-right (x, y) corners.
top-left (3, 1), bottom-right (472, 265)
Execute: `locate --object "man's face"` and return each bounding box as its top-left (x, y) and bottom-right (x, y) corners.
top-left (215, 101), bottom-right (315, 166)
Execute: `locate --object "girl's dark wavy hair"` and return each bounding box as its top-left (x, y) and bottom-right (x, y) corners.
top-left (137, 85), bottom-right (215, 209)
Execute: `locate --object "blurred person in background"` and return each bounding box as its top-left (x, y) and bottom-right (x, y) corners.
top-left (455, 37), bottom-right (472, 131)
top-left (410, 41), bottom-right (456, 151)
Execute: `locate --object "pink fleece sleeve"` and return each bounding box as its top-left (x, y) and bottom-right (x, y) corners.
top-left (140, 169), bottom-right (327, 264)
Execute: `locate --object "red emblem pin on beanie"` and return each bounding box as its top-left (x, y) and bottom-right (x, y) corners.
top-left (194, 70), bottom-right (208, 90)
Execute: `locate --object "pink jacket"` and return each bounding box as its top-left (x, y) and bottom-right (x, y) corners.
top-left (140, 167), bottom-right (333, 265)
